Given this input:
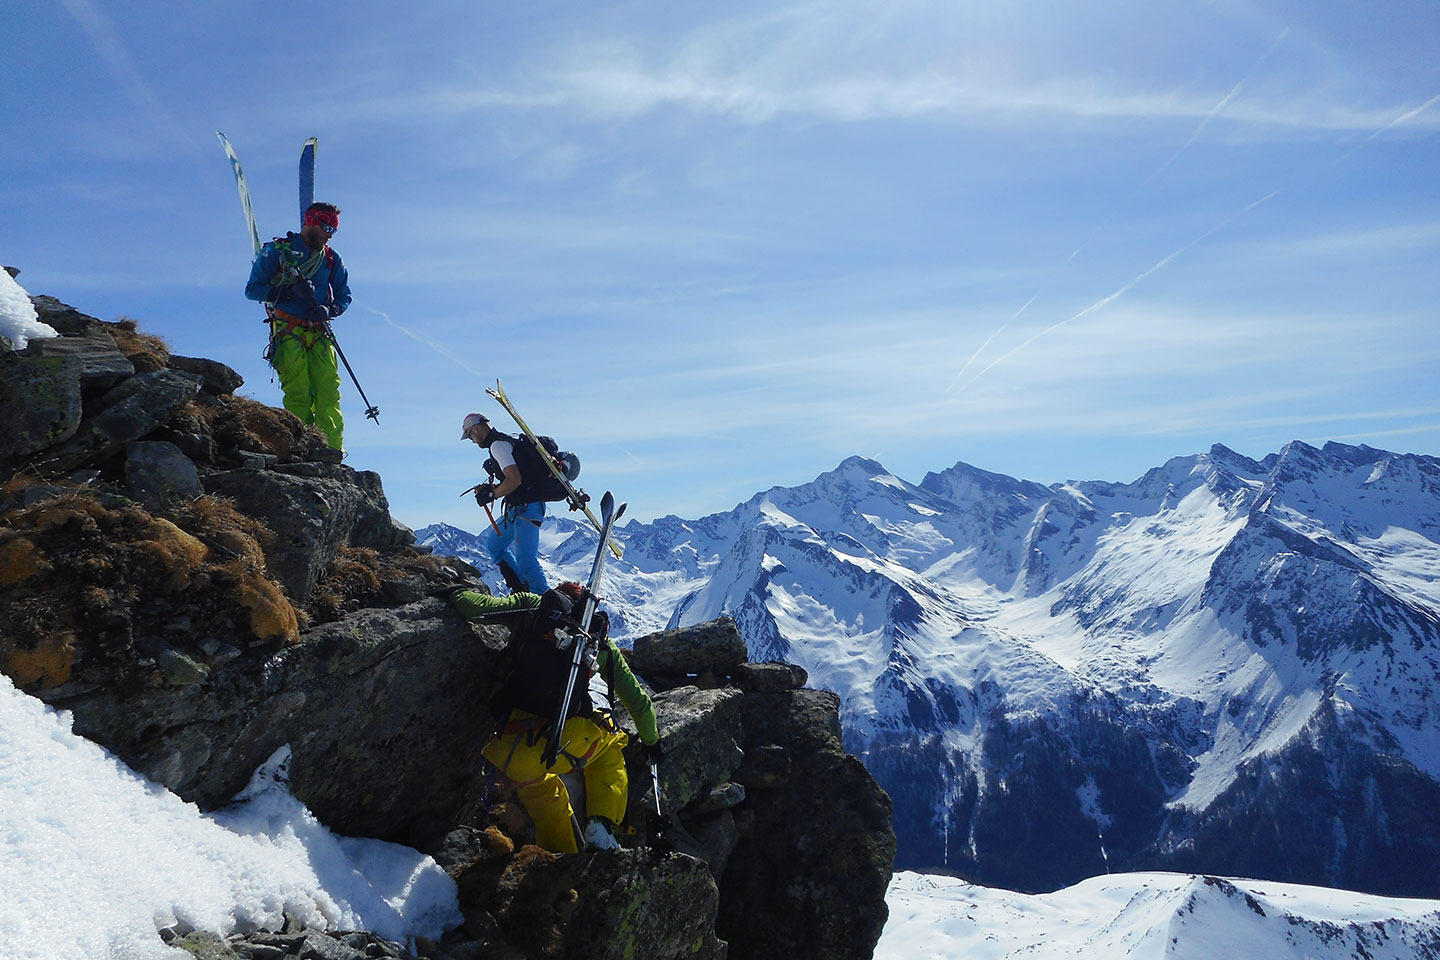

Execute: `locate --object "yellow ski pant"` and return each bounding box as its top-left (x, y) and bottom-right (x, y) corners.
top-left (270, 322), bottom-right (343, 450)
top-left (482, 710), bottom-right (630, 854)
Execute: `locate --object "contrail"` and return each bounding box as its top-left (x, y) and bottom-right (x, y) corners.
top-left (1366, 90), bottom-right (1440, 141)
top-left (944, 293), bottom-right (1036, 393)
top-left (363, 306), bottom-right (489, 379)
top-left (1160, 28), bottom-right (1291, 170)
top-left (950, 28), bottom-right (1291, 388)
top-left (953, 192), bottom-right (1277, 393)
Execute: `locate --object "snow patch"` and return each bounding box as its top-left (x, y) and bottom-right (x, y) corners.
top-left (0, 269), bottom-right (58, 350)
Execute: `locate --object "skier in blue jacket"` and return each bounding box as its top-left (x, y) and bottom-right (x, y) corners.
top-left (244, 203), bottom-right (352, 450)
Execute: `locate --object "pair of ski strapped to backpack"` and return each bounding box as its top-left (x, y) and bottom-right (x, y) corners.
top-left (486, 380), bottom-right (623, 559)
top-left (480, 430), bottom-right (578, 509)
top-left (480, 491), bottom-right (628, 777)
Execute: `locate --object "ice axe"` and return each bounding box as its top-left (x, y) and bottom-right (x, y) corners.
top-left (459, 484), bottom-right (502, 535)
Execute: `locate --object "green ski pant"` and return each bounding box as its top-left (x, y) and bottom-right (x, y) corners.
top-left (271, 323), bottom-right (343, 450)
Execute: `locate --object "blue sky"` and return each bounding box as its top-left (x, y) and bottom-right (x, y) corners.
top-left (3, 0), bottom-right (1437, 528)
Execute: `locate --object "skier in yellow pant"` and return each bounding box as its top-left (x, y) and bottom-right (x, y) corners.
top-left (449, 581), bottom-right (660, 853)
top-left (244, 202), bottom-right (351, 450)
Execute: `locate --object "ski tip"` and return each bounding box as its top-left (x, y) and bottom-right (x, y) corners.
top-left (615, 502), bottom-right (628, 521)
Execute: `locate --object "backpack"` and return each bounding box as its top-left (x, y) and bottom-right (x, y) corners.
top-left (489, 587), bottom-right (610, 728)
top-left (487, 431), bottom-right (580, 505)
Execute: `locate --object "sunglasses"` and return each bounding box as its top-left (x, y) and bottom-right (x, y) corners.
top-left (317, 222), bottom-right (336, 235)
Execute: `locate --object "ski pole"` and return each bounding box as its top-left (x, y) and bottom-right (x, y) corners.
top-left (322, 320), bottom-right (380, 423)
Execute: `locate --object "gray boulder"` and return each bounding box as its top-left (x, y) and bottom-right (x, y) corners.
top-left (204, 463), bottom-right (405, 604)
top-left (631, 617), bottom-right (749, 677)
top-left (28, 294), bottom-right (103, 336)
top-left (25, 327), bottom-right (134, 389)
top-left (733, 660), bottom-right (808, 691)
top-left (168, 354), bottom-right (243, 396)
top-left (648, 686), bottom-right (745, 819)
top-left (716, 688), bottom-right (895, 960)
top-left (0, 351), bottom-right (82, 459)
top-left (565, 849), bottom-right (726, 960)
top-left (125, 440), bottom-right (202, 511)
top-left (36, 368), bottom-right (203, 472)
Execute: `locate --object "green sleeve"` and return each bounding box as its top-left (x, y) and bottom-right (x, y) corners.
top-left (448, 589), bottom-right (541, 621)
top-left (599, 638), bottom-right (659, 745)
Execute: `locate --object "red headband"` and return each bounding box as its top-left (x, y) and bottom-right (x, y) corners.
top-left (304, 208), bottom-right (339, 229)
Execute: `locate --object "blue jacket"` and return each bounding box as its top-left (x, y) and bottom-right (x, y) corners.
top-left (244, 233), bottom-right (352, 319)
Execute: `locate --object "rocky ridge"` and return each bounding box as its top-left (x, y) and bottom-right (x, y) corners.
top-left (0, 283), bottom-right (895, 960)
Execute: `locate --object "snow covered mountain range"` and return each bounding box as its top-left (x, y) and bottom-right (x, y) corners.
top-left (417, 439), bottom-right (1440, 897)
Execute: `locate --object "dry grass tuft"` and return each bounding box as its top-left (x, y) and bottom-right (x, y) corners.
top-left (107, 317), bottom-right (171, 372)
top-left (227, 560), bottom-right (301, 644)
top-left (134, 517), bottom-right (209, 592)
top-left (183, 395), bottom-right (322, 460)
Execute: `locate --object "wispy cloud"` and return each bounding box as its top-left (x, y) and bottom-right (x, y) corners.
top-left (1323, 423), bottom-right (1440, 442)
top-left (60, 0), bottom-right (192, 149)
top-left (331, 4), bottom-right (1438, 139)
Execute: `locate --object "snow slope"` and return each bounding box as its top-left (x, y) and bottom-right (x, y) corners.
top-left (877, 871), bottom-right (1440, 960)
top-left (0, 673), bottom-right (460, 960)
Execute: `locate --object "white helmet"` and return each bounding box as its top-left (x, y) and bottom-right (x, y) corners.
top-left (557, 451), bottom-right (581, 481)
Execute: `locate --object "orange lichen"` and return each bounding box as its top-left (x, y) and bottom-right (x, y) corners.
top-left (0, 537), bottom-right (49, 586)
top-left (6, 631), bottom-right (76, 689)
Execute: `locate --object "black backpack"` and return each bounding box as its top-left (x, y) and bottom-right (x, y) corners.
top-left (489, 587), bottom-right (610, 728)
top-left (486, 432), bottom-right (578, 505)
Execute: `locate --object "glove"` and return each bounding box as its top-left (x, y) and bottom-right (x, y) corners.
top-left (272, 280), bottom-right (314, 303)
top-left (645, 740), bottom-right (663, 764)
top-left (306, 304), bottom-right (331, 324)
top-left (473, 483), bottom-right (495, 507)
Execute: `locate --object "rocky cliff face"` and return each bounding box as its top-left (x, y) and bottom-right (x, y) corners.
top-left (0, 287), bottom-right (895, 960)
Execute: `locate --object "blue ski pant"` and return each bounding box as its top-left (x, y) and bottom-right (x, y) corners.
top-left (486, 500), bottom-right (547, 593)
